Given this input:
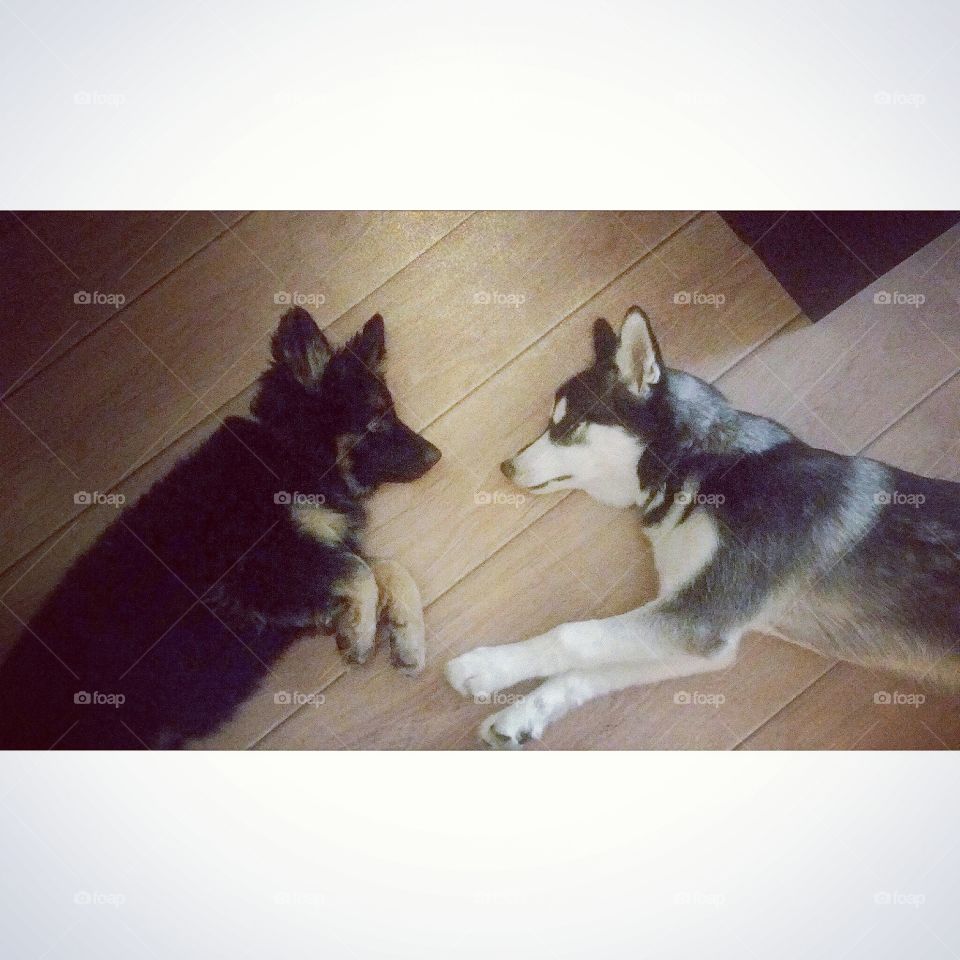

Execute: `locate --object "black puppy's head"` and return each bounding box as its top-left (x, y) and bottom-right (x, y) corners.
top-left (253, 308), bottom-right (440, 494)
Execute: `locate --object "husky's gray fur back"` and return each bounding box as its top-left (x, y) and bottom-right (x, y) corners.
top-left (643, 369), bottom-right (960, 686)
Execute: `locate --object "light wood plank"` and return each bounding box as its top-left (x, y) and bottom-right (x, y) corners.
top-left (316, 211), bottom-right (694, 428)
top-left (737, 662), bottom-right (960, 750)
top-left (716, 222), bottom-right (960, 453)
top-left (0, 211), bottom-right (246, 395)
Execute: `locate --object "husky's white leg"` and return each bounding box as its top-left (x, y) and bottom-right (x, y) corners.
top-left (446, 606), bottom-right (706, 699)
top-left (479, 649), bottom-right (736, 748)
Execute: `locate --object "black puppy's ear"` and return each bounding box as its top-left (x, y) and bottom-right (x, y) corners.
top-left (271, 307), bottom-right (332, 387)
top-left (593, 317), bottom-right (618, 364)
top-left (349, 313), bottom-right (386, 370)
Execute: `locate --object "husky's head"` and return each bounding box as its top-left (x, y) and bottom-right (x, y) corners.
top-left (500, 306), bottom-right (668, 508)
top-left (254, 308), bottom-right (441, 494)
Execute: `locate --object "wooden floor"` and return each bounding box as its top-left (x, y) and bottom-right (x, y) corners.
top-left (2, 211), bottom-right (959, 750)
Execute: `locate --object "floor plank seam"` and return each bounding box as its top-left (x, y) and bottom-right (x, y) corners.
top-left (2, 211), bottom-right (254, 403)
top-left (421, 212), bottom-right (703, 427)
top-left (860, 366), bottom-right (960, 453)
top-left (243, 664), bottom-right (349, 750)
top-left (716, 309), bottom-right (805, 378)
top-left (730, 659), bottom-right (838, 750)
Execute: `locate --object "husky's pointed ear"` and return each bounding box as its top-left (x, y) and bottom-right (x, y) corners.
top-left (593, 317), bottom-right (617, 364)
top-left (349, 313), bottom-right (386, 370)
top-left (615, 306), bottom-right (662, 394)
top-left (271, 307), bottom-right (332, 387)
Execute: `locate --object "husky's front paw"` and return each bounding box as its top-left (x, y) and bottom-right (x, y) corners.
top-left (445, 647), bottom-right (514, 699)
top-left (479, 706), bottom-right (541, 750)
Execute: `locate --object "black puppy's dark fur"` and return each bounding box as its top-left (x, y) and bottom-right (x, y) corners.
top-left (0, 309), bottom-right (440, 749)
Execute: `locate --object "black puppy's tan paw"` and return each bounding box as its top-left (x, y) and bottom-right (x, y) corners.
top-left (331, 560), bottom-right (378, 665)
top-left (372, 560), bottom-right (426, 676)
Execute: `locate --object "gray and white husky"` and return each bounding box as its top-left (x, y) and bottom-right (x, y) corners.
top-left (446, 306), bottom-right (960, 748)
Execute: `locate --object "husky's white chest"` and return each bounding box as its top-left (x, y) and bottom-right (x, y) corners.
top-left (641, 494), bottom-right (720, 598)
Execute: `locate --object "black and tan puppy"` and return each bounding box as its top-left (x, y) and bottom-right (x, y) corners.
top-left (0, 309), bottom-right (440, 749)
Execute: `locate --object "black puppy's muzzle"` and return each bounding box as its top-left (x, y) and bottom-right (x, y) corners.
top-left (392, 426), bottom-right (441, 481)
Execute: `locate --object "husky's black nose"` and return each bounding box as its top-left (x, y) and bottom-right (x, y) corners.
top-left (500, 458), bottom-right (516, 479)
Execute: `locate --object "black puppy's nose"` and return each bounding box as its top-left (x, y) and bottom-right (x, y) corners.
top-left (500, 458), bottom-right (516, 479)
top-left (422, 441), bottom-right (441, 468)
